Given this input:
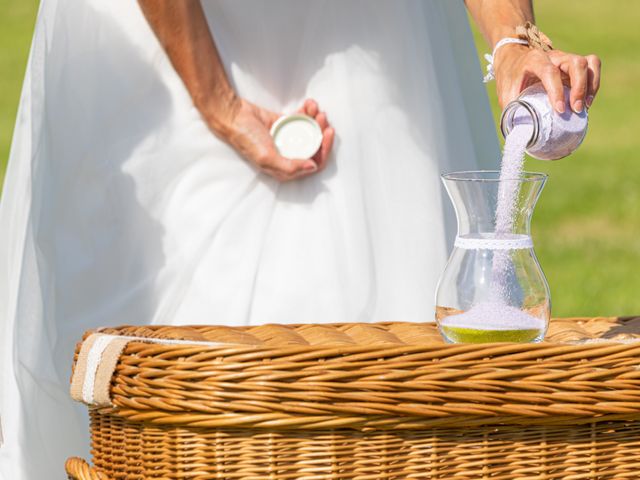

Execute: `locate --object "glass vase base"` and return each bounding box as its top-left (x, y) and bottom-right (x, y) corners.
top-left (436, 305), bottom-right (547, 344)
top-left (439, 325), bottom-right (544, 344)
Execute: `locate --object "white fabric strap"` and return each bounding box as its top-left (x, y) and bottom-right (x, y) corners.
top-left (483, 38), bottom-right (529, 83)
top-left (80, 333), bottom-right (227, 405)
top-left (455, 235), bottom-right (533, 250)
top-left (82, 334), bottom-right (115, 404)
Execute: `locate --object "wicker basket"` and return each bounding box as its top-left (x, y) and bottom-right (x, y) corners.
top-left (66, 318), bottom-right (640, 480)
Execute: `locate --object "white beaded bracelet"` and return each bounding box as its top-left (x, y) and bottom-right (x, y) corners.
top-left (483, 37), bottom-right (529, 83)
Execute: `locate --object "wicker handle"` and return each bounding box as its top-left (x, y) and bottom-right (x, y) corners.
top-left (65, 457), bottom-right (112, 480)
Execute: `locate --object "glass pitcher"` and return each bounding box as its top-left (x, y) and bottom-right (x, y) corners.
top-left (435, 170), bottom-right (550, 343)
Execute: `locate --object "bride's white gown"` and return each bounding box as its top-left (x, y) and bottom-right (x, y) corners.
top-left (0, 0), bottom-right (499, 478)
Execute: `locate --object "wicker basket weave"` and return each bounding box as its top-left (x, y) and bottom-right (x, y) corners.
top-left (67, 317), bottom-right (640, 480)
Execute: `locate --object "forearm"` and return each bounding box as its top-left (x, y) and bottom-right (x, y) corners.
top-left (465, 0), bottom-right (534, 48)
top-left (138, 0), bottom-right (237, 133)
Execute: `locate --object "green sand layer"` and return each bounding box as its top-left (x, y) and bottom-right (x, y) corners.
top-left (441, 325), bottom-right (543, 344)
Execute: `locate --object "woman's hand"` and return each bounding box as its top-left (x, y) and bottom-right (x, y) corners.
top-left (215, 98), bottom-right (335, 182)
top-left (138, 2), bottom-right (334, 182)
top-left (493, 44), bottom-right (601, 113)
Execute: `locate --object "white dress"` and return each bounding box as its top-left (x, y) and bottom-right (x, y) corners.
top-left (0, 0), bottom-right (499, 478)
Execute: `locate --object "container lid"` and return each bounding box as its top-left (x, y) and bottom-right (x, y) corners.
top-left (270, 114), bottom-right (323, 159)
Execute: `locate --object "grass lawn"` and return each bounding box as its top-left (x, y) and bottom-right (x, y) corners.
top-left (0, 0), bottom-right (38, 186)
top-left (1, 1), bottom-right (639, 317)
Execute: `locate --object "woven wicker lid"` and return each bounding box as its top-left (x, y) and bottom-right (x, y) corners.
top-left (71, 318), bottom-right (640, 429)
top-left (85, 317), bottom-right (640, 347)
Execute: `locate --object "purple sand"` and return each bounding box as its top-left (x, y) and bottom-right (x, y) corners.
top-left (513, 84), bottom-right (588, 160)
top-left (454, 122), bottom-right (541, 331)
top-left (490, 122), bottom-right (533, 303)
top-left (441, 301), bottom-right (544, 331)
top-left (495, 121), bottom-right (533, 234)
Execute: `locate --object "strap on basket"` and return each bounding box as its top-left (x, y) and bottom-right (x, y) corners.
top-left (70, 332), bottom-right (227, 407)
top-left (70, 334), bottom-right (131, 407)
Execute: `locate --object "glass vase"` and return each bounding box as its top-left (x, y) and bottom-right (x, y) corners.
top-left (435, 170), bottom-right (550, 343)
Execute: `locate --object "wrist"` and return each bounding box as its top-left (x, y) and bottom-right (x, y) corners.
top-left (488, 27), bottom-right (520, 49)
top-left (493, 42), bottom-right (529, 70)
top-left (199, 89), bottom-right (241, 137)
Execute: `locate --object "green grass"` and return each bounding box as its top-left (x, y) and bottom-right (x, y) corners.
top-left (0, 0), bottom-right (38, 186)
top-left (0, 1), bottom-right (638, 317)
top-left (471, 0), bottom-right (640, 317)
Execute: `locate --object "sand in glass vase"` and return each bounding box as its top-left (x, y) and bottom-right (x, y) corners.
top-left (434, 169), bottom-right (550, 344)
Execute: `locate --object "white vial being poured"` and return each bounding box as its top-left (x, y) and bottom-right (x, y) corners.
top-left (500, 83), bottom-right (588, 160)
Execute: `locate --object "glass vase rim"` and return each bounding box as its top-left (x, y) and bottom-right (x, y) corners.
top-left (441, 170), bottom-right (548, 183)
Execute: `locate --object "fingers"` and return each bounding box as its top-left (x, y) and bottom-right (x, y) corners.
top-left (301, 99), bottom-right (335, 171)
top-left (548, 51), bottom-right (602, 112)
top-left (496, 47), bottom-right (601, 114)
top-left (313, 127), bottom-right (335, 171)
top-left (316, 111), bottom-right (328, 130)
top-left (311, 109), bottom-right (333, 171)
top-left (586, 54), bottom-right (601, 107)
top-left (549, 51), bottom-right (588, 112)
top-left (299, 99), bottom-right (327, 123)
top-left (265, 155), bottom-right (318, 182)
top-left (304, 98), bottom-right (319, 117)
top-left (561, 56), bottom-right (588, 113)
top-left (265, 125), bottom-right (334, 180)
top-left (567, 56), bottom-right (588, 112)
top-left (532, 52), bottom-right (566, 113)
top-left (298, 99), bottom-right (330, 128)
top-left (276, 98), bottom-right (334, 178)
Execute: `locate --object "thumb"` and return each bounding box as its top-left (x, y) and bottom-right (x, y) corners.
top-left (271, 155), bottom-right (318, 180)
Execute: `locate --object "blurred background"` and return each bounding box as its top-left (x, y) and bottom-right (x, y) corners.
top-left (1, 1), bottom-right (638, 317)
